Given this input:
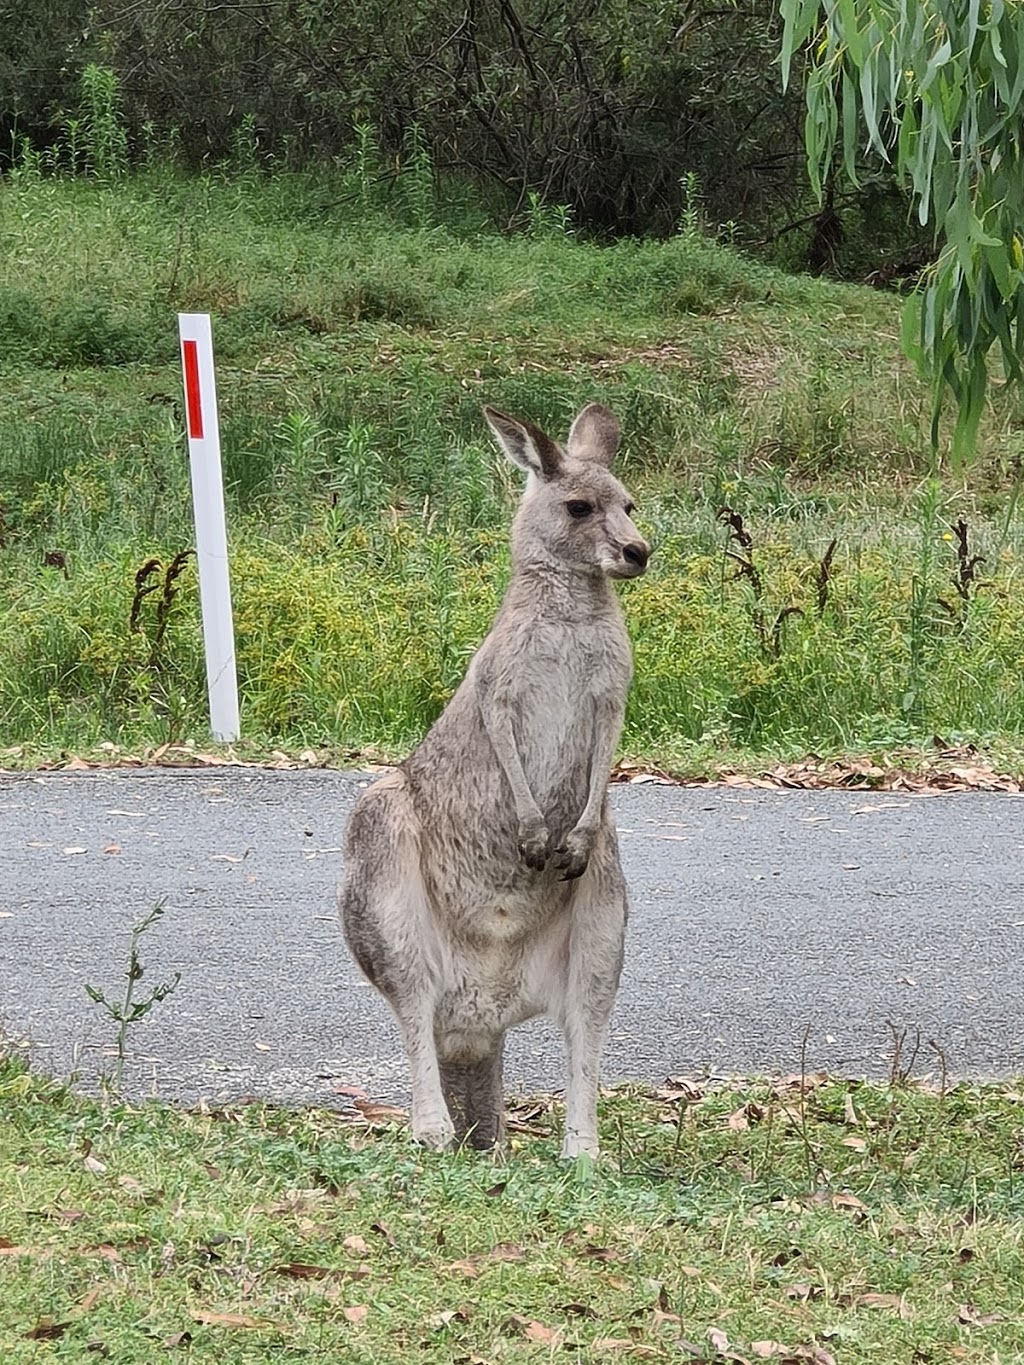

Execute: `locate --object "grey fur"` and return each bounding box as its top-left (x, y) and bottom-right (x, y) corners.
top-left (339, 403), bottom-right (649, 1156)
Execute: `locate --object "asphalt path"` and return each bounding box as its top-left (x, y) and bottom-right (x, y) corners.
top-left (2, 767), bottom-right (1024, 1109)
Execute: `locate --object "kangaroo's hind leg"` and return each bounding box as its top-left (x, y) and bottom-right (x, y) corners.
top-left (439, 1035), bottom-right (506, 1150)
top-left (339, 772), bottom-right (454, 1150)
top-left (554, 830), bottom-right (628, 1159)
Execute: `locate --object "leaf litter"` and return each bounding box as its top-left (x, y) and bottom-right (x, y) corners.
top-left (5, 1061), bottom-right (1024, 1362)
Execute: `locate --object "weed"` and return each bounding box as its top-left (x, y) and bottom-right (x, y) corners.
top-left (718, 507), bottom-right (807, 660)
top-left (352, 120), bottom-right (382, 214)
top-left (83, 902), bottom-right (181, 1094)
top-left (937, 518), bottom-right (987, 623)
top-left (78, 64), bottom-right (129, 179)
top-left (678, 169), bottom-right (706, 239)
top-left (523, 191), bottom-right (575, 239)
top-left (229, 112), bottom-right (263, 178)
top-left (399, 123), bottom-right (435, 229)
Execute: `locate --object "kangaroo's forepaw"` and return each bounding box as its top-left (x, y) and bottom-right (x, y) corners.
top-left (517, 817), bottom-right (551, 871)
top-left (554, 827), bottom-right (594, 880)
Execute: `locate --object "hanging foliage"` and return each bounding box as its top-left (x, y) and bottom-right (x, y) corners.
top-left (780, 0), bottom-right (1024, 461)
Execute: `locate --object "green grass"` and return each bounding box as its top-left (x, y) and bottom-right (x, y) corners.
top-left (3, 1053), bottom-right (1024, 1362)
top-left (5, 168), bottom-right (1024, 770)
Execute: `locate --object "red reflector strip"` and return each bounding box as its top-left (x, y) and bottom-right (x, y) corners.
top-left (183, 338), bottom-right (204, 439)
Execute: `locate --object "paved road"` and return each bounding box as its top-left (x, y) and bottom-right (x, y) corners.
top-left (2, 768), bottom-right (1023, 1107)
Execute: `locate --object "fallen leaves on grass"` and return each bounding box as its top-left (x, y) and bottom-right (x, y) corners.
top-left (505, 1315), bottom-right (563, 1346)
top-left (681, 1331), bottom-right (838, 1365)
top-left (192, 1310), bottom-right (266, 1329)
top-left (425, 1307), bottom-right (471, 1330)
top-left (369, 1219), bottom-right (396, 1248)
top-left (25, 1319), bottom-right (71, 1340)
top-left (274, 1261), bottom-right (371, 1281)
top-left (715, 750), bottom-right (1021, 793)
top-left (444, 1241), bottom-right (528, 1278)
top-left (958, 1304), bottom-right (1003, 1327)
top-left (351, 1098), bottom-right (408, 1125)
top-left (592, 1340), bottom-right (660, 1357)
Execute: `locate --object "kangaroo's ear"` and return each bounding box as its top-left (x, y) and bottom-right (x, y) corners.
top-left (566, 403), bottom-right (620, 467)
top-left (483, 406), bottom-right (563, 480)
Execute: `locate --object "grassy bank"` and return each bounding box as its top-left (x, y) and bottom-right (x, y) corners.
top-left (3, 1054), bottom-right (1024, 1362)
top-left (3, 169), bottom-right (1024, 770)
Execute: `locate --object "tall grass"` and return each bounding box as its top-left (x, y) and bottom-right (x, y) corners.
top-left (3, 169), bottom-right (1024, 765)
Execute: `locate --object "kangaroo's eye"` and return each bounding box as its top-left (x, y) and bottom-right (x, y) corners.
top-left (624, 501), bottom-right (635, 515)
top-left (566, 500), bottom-right (593, 519)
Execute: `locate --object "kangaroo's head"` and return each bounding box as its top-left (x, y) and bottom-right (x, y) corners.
top-left (483, 403), bottom-right (650, 580)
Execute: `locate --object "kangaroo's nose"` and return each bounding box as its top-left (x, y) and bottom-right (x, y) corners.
top-left (623, 541), bottom-right (649, 570)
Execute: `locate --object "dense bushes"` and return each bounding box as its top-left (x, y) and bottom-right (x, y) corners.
top-left (0, 0), bottom-right (928, 274)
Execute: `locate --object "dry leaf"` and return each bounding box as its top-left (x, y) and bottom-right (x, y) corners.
top-left (83, 1155), bottom-right (107, 1175)
top-left (163, 1331), bottom-right (193, 1348)
top-left (103, 843), bottom-right (121, 855)
top-left (443, 1260), bottom-right (480, 1278)
top-left (523, 1320), bottom-right (563, 1346)
top-left (353, 1099), bottom-right (407, 1123)
top-left (426, 1307), bottom-right (470, 1329)
top-left (751, 1344), bottom-right (787, 1360)
top-left (593, 1340), bottom-right (658, 1354)
top-left (708, 1326), bottom-right (731, 1352)
top-left (192, 1311), bottom-right (263, 1328)
top-left (841, 1136), bottom-right (867, 1152)
top-left (958, 1303), bottom-right (1003, 1327)
top-left (854, 1292), bottom-right (907, 1315)
top-left (275, 1262), bottom-right (343, 1280)
top-left (26, 1320), bottom-right (71, 1340)
top-left (831, 1192), bottom-right (867, 1212)
top-left (343, 1235), bottom-right (370, 1255)
top-left (63, 846), bottom-right (88, 856)
top-left (343, 1305), bottom-right (369, 1324)
top-left (651, 1308), bottom-right (681, 1329)
top-left (785, 1283), bottom-right (817, 1302)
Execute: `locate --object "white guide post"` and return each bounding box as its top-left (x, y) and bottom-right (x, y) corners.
top-left (178, 313), bottom-right (241, 743)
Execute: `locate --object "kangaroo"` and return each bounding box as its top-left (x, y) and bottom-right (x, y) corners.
top-left (339, 402), bottom-right (649, 1157)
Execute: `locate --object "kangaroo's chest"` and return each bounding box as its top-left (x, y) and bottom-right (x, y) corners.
top-left (511, 622), bottom-right (630, 780)
top-left (512, 618), bottom-right (629, 708)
